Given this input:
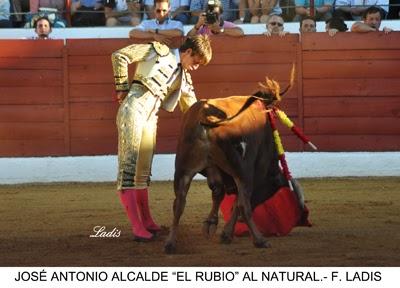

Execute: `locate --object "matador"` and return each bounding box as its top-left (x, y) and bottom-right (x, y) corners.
top-left (111, 35), bottom-right (212, 241)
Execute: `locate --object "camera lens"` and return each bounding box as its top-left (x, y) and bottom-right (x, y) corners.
top-left (206, 12), bottom-right (218, 24)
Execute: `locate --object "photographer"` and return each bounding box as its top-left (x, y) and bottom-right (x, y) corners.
top-left (187, 0), bottom-right (244, 37)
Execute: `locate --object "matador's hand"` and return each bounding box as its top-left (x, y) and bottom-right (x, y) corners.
top-left (116, 91), bottom-right (128, 104)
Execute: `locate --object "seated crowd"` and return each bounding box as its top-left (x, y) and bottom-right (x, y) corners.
top-left (0, 0), bottom-right (398, 38)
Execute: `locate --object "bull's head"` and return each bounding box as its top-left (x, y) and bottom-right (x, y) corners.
top-left (253, 64), bottom-right (295, 106)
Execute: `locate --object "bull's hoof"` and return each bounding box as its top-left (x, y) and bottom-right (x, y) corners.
top-left (220, 231), bottom-right (233, 244)
top-left (202, 219), bottom-right (218, 238)
top-left (254, 238), bottom-right (271, 248)
top-left (164, 242), bottom-right (177, 254)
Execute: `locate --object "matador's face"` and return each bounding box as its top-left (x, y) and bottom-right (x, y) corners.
top-left (180, 49), bottom-right (203, 71)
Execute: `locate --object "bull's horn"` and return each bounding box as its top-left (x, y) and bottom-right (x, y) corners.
top-left (279, 64), bottom-right (295, 97)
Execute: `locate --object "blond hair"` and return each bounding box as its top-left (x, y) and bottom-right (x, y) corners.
top-left (180, 35), bottom-right (212, 65)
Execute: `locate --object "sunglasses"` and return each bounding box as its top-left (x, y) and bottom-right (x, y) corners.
top-left (156, 9), bottom-right (168, 13)
top-left (269, 22), bottom-right (283, 27)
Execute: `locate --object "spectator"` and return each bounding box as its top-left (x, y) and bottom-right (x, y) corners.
top-left (294, 0), bottom-right (333, 21)
top-left (350, 0), bottom-right (389, 20)
top-left (71, 0), bottom-right (106, 26)
top-left (299, 15), bottom-right (316, 32)
top-left (325, 15), bottom-right (348, 36)
top-left (0, 0), bottom-right (12, 28)
top-left (233, 0), bottom-right (246, 23)
top-left (246, 0), bottom-right (282, 23)
top-left (264, 14), bottom-right (288, 36)
top-left (129, 0), bottom-right (183, 47)
top-left (189, 0), bottom-right (208, 23)
top-left (26, 0), bottom-right (67, 28)
top-left (280, 0), bottom-right (296, 22)
top-left (190, 0), bottom-right (240, 23)
top-left (335, 0), bottom-right (389, 20)
top-left (333, 0), bottom-right (353, 20)
top-left (143, 0), bottom-right (154, 19)
top-left (104, 0), bottom-right (142, 26)
top-left (10, 0), bottom-right (25, 27)
top-left (388, 0), bottom-right (400, 19)
top-left (187, 0), bottom-right (244, 36)
top-left (169, 0), bottom-right (190, 24)
top-left (33, 15), bottom-right (52, 39)
top-left (351, 5), bottom-right (393, 33)
top-left (220, 0), bottom-right (241, 21)
top-left (144, 0), bottom-right (189, 23)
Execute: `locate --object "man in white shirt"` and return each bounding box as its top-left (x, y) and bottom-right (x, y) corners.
top-left (129, 0), bottom-right (183, 47)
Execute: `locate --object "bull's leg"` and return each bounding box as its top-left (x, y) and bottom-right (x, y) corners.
top-left (236, 182), bottom-right (271, 248)
top-left (220, 199), bottom-right (239, 244)
top-left (290, 178), bottom-right (305, 210)
top-left (164, 171), bottom-right (194, 254)
top-left (203, 167), bottom-right (225, 238)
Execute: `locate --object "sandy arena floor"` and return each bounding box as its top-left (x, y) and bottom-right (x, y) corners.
top-left (0, 177), bottom-right (399, 266)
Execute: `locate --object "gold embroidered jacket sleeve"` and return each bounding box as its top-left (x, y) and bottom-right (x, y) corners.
top-left (178, 71), bottom-right (197, 113)
top-left (112, 41), bottom-right (197, 113)
top-left (111, 43), bottom-right (153, 92)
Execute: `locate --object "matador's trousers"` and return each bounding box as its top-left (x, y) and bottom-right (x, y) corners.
top-left (116, 84), bottom-right (161, 190)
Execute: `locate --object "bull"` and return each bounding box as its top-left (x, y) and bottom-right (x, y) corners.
top-left (164, 68), bottom-right (306, 253)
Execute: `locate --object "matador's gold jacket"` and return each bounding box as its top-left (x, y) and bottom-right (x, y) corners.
top-left (111, 41), bottom-right (197, 113)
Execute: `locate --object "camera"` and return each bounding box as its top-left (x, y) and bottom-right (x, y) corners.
top-left (204, 0), bottom-right (220, 25)
top-left (205, 11), bottom-right (218, 24)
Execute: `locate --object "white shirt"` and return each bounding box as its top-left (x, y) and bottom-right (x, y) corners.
top-left (134, 18), bottom-right (184, 32)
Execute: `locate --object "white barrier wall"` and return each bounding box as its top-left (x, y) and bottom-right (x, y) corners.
top-left (0, 152), bottom-right (399, 184)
